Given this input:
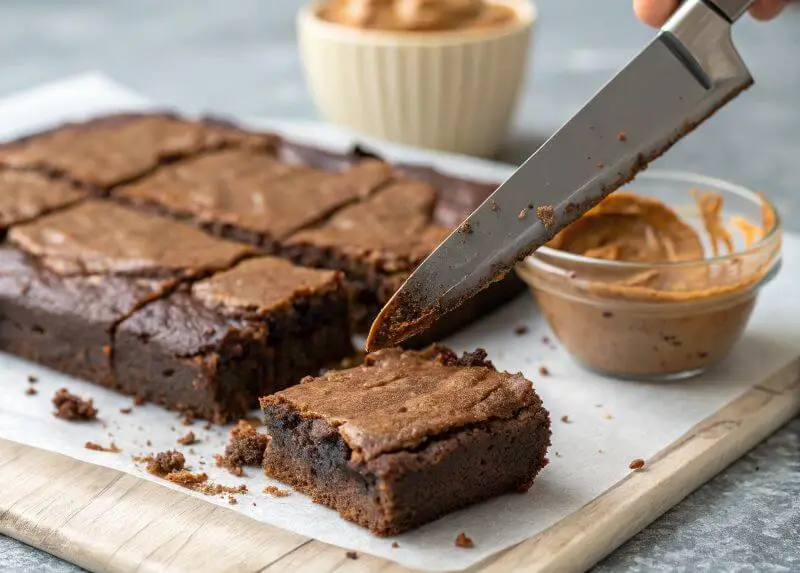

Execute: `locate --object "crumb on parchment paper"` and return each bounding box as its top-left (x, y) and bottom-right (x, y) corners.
top-left (455, 532), bottom-right (474, 548)
top-left (52, 388), bottom-right (98, 421)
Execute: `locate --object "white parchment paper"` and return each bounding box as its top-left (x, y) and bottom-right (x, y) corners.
top-left (0, 74), bottom-right (798, 572)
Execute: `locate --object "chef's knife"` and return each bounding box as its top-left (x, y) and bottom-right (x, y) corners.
top-left (366, 0), bottom-right (757, 350)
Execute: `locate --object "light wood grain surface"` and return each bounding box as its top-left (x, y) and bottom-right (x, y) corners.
top-left (2, 358), bottom-right (797, 573)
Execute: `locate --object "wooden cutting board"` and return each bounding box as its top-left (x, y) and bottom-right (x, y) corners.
top-left (2, 359), bottom-right (797, 573)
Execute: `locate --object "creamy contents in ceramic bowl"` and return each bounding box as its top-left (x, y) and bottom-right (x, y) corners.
top-left (318, 0), bottom-right (517, 31)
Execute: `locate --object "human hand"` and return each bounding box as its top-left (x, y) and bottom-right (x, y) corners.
top-left (632, 0), bottom-right (789, 27)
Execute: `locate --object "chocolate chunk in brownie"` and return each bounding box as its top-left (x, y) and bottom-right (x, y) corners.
top-left (52, 388), bottom-right (98, 421)
top-left (260, 345), bottom-right (551, 536)
top-left (0, 169), bottom-right (87, 234)
top-left (0, 202), bottom-right (250, 385)
top-left (284, 181), bottom-right (450, 330)
top-left (114, 150), bottom-right (392, 250)
top-left (0, 113), bottom-right (276, 189)
top-left (115, 257), bottom-right (353, 422)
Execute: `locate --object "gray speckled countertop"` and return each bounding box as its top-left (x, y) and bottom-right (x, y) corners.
top-left (0, 1), bottom-right (798, 571)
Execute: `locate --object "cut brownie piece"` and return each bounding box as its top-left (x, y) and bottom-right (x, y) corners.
top-left (0, 201), bottom-right (250, 385)
top-left (115, 257), bottom-right (353, 422)
top-left (114, 149), bottom-right (392, 250)
top-left (260, 346), bottom-right (551, 536)
top-left (8, 199), bottom-right (250, 277)
top-left (283, 181), bottom-right (450, 330)
top-left (0, 113), bottom-right (275, 189)
top-left (0, 169), bottom-right (88, 235)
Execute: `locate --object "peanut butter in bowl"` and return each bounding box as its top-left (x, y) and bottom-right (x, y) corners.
top-left (318, 0), bottom-right (517, 32)
top-left (516, 171), bottom-right (782, 381)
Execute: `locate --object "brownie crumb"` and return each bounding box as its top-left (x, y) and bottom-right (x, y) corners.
top-left (617, 131), bottom-right (628, 142)
top-left (518, 207), bottom-right (529, 220)
top-left (560, 415), bottom-right (571, 423)
top-left (605, 414), bottom-right (614, 420)
top-left (455, 533), bottom-right (474, 548)
top-left (203, 421), bottom-right (213, 431)
top-left (165, 470), bottom-right (208, 488)
top-left (181, 411), bottom-right (196, 426)
top-left (391, 542), bottom-right (400, 549)
top-left (629, 458), bottom-right (646, 470)
top-left (85, 441), bottom-right (121, 453)
top-left (146, 439), bottom-right (152, 447)
top-left (458, 221), bottom-right (473, 234)
top-left (263, 485), bottom-right (290, 497)
top-left (52, 388), bottom-right (98, 421)
top-left (345, 551), bottom-right (359, 560)
top-left (133, 395), bottom-right (146, 406)
top-left (146, 450), bottom-right (186, 476)
top-left (177, 431), bottom-right (197, 446)
top-left (27, 375), bottom-right (38, 383)
top-left (119, 407), bottom-right (132, 414)
top-left (539, 366), bottom-right (550, 376)
top-left (25, 387), bottom-right (37, 396)
top-left (596, 162), bottom-right (605, 168)
top-left (535, 205), bottom-right (555, 229)
top-left (224, 420), bottom-right (269, 467)
top-left (214, 454), bottom-right (244, 477)
top-left (435, 346), bottom-right (492, 368)
top-left (490, 199), bottom-right (499, 212)
top-left (227, 496), bottom-right (238, 505)
top-left (514, 325), bottom-right (529, 336)
top-left (541, 336), bottom-right (550, 345)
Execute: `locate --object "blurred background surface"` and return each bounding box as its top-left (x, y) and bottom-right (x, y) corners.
top-left (0, 1), bottom-right (797, 571)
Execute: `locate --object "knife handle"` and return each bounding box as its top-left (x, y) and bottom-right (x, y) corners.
top-left (702, 0), bottom-right (757, 22)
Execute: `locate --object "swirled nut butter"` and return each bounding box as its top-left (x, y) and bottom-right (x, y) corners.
top-left (318, 0), bottom-right (517, 31)
top-left (522, 190), bottom-right (780, 380)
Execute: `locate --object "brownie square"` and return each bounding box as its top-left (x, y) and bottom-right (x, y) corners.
top-left (283, 180), bottom-right (450, 330)
top-left (0, 113), bottom-right (275, 189)
top-left (0, 169), bottom-right (88, 235)
top-left (114, 149), bottom-right (392, 250)
top-left (116, 257), bottom-right (353, 422)
top-left (260, 346), bottom-right (551, 535)
top-left (0, 200), bottom-right (250, 385)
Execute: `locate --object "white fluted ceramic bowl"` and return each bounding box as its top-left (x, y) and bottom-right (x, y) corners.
top-left (298, 0), bottom-right (536, 157)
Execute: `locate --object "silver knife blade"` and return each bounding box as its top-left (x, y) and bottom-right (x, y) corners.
top-left (366, 0), bottom-right (754, 350)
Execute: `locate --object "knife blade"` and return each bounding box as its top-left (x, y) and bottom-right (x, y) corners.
top-left (366, 0), bottom-right (756, 351)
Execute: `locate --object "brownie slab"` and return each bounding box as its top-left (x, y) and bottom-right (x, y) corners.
top-left (1, 200), bottom-right (250, 386)
top-left (0, 169), bottom-right (88, 235)
top-left (260, 346), bottom-right (551, 536)
top-left (0, 113), bottom-right (275, 189)
top-left (114, 149), bottom-right (392, 250)
top-left (0, 247), bottom-right (164, 384)
top-left (284, 181), bottom-right (450, 331)
top-left (116, 257), bottom-right (353, 422)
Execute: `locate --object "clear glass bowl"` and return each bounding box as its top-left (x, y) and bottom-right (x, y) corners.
top-left (515, 170), bottom-right (782, 381)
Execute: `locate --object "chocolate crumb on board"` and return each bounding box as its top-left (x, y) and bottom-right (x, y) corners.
top-left (514, 325), bottom-right (529, 336)
top-left (541, 336), bottom-right (550, 345)
top-left (345, 551), bottom-right (359, 560)
top-left (85, 441), bottom-right (121, 453)
top-left (181, 411), bottom-right (196, 426)
top-left (518, 207), bottom-right (529, 220)
top-left (52, 388), bottom-right (98, 421)
top-left (146, 439), bottom-right (152, 447)
top-left (535, 205), bottom-right (555, 229)
top-left (629, 458), bottom-right (646, 470)
top-left (458, 221), bottom-right (473, 234)
top-left (604, 413), bottom-right (614, 420)
top-left (228, 496), bottom-right (238, 505)
top-left (560, 415), bottom-right (571, 423)
top-left (539, 366), bottom-right (550, 376)
top-left (203, 421), bottom-right (213, 431)
top-left (214, 454), bottom-right (244, 477)
top-left (133, 395), bottom-right (146, 406)
top-left (617, 131), bottom-right (628, 142)
top-left (455, 532), bottom-right (474, 548)
top-left (263, 485), bottom-right (290, 497)
top-left (177, 431), bottom-right (197, 446)
top-left (119, 407), bottom-right (132, 414)
top-left (25, 387), bottom-right (37, 396)
top-left (27, 375), bottom-right (38, 383)
top-left (391, 542), bottom-right (400, 549)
